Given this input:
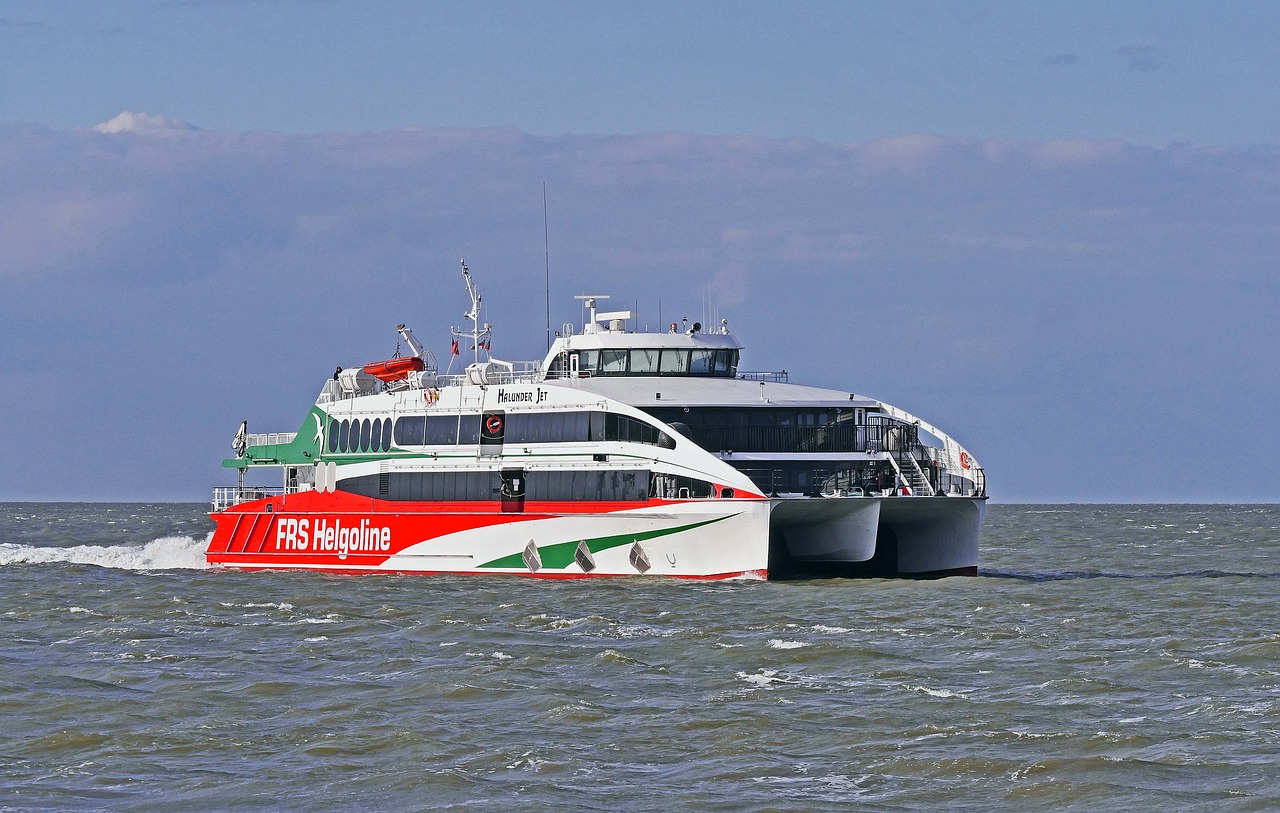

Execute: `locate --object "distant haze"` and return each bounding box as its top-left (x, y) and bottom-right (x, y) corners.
top-left (1, 121), bottom-right (1276, 502)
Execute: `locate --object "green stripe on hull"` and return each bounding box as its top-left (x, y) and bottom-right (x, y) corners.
top-left (479, 514), bottom-right (737, 570)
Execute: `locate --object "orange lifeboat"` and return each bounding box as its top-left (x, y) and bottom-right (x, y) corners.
top-left (362, 356), bottom-right (425, 382)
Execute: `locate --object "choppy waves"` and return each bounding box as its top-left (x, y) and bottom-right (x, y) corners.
top-left (1, 503), bottom-right (1278, 811)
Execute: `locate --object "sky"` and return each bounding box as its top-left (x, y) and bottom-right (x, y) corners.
top-left (1, 1), bottom-right (1278, 503)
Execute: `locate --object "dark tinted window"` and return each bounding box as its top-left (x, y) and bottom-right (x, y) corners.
top-left (394, 415), bottom-right (425, 446)
top-left (381, 418), bottom-right (392, 450)
top-left (426, 415), bottom-right (458, 445)
top-left (360, 419), bottom-right (372, 452)
top-left (341, 469), bottom-right (652, 502)
top-left (505, 411), bottom-right (592, 444)
top-left (339, 419), bottom-right (351, 452)
top-left (371, 418), bottom-right (382, 452)
top-left (604, 413), bottom-right (671, 447)
top-left (328, 419), bottom-right (340, 452)
top-left (458, 414), bottom-right (481, 445)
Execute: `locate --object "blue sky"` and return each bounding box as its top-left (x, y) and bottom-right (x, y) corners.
top-left (2, 2), bottom-right (1278, 502)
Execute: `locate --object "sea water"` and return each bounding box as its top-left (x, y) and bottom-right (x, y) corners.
top-left (1, 503), bottom-right (1277, 812)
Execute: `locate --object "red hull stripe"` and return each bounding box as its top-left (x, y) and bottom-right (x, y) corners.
top-left (213, 565), bottom-right (767, 581)
top-left (207, 488), bottom-right (749, 575)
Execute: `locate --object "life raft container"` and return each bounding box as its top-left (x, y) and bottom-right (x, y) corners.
top-left (362, 356), bottom-right (425, 382)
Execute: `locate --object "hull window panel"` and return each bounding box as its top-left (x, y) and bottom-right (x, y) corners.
top-left (394, 416), bottom-right (425, 446)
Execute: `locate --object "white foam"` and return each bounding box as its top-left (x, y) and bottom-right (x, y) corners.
top-left (0, 535), bottom-right (210, 571)
top-left (736, 668), bottom-right (798, 688)
top-left (768, 639), bottom-right (811, 650)
top-left (907, 684), bottom-right (969, 699)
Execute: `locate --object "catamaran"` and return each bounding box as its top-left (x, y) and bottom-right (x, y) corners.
top-left (208, 262), bottom-right (986, 578)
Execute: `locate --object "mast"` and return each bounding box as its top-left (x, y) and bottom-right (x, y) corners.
top-left (451, 259), bottom-right (492, 368)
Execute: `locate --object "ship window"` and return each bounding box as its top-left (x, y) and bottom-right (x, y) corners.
top-left (381, 418), bottom-right (392, 450)
top-left (328, 419), bottom-right (340, 453)
top-left (659, 349), bottom-right (688, 374)
top-left (371, 418), bottom-right (382, 452)
top-left (576, 350), bottom-right (599, 375)
top-left (689, 349), bottom-right (714, 375)
top-left (339, 419), bottom-right (351, 452)
top-left (506, 411), bottom-right (593, 444)
top-left (629, 348), bottom-right (659, 375)
top-left (600, 349), bottom-right (628, 375)
top-left (360, 419), bottom-right (372, 452)
top-left (649, 474), bottom-right (715, 499)
top-left (714, 350), bottom-right (738, 376)
top-left (426, 415), bottom-right (458, 445)
top-left (394, 415), bottom-right (425, 446)
top-left (605, 413), bottom-right (660, 446)
top-left (546, 354), bottom-right (564, 377)
top-left (458, 413), bottom-right (481, 445)
top-left (342, 469), bottom-right (648, 502)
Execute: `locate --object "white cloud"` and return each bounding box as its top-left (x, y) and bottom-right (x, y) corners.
top-left (93, 111), bottom-right (198, 135)
top-left (1, 124), bottom-right (1278, 501)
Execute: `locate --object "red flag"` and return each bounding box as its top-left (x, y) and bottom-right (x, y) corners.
top-left (450, 339), bottom-right (459, 356)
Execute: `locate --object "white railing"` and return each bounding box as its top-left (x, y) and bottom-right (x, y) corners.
top-left (212, 486), bottom-right (282, 511)
top-left (245, 432), bottom-right (297, 447)
top-left (211, 483), bottom-right (311, 511)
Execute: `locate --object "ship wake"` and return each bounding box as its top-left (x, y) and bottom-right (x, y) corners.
top-left (0, 535), bottom-right (211, 571)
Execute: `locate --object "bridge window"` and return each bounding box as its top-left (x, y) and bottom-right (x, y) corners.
top-left (689, 349), bottom-right (714, 374)
top-left (600, 349), bottom-right (628, 375)
top-left (714, 350), bottom-right (737, 375)
top-left (629, 348), bottom-right (659, 375)
top-left (659, 349), bottom-right (688, 374)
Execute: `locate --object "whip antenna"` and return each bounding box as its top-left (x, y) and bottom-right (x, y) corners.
top-left (543, 182), bottom-right (551, 351)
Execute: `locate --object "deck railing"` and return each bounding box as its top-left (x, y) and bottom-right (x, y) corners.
top-left (211, 485), bottom-right (312, 512)
top-left (244, 432), bottom-right (297, 448)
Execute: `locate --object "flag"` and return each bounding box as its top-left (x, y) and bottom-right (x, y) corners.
top-left (451, 339), bottom-right (459, 356)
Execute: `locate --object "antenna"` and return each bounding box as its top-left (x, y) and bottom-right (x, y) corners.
top-left (452, 259), bottom-right (492, 369)
top-left (543, 182), bottom-right (551, 351)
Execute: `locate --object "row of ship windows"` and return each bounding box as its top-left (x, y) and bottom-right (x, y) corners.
top-left (547, 348), bottom-right (739, 378)
top-left (339, 469), bottom-right (720, 502)
top-left (326, 411), bottom-right (675, 454)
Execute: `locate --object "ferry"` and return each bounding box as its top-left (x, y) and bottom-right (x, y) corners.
top-left (208, 262), bottom-right (986, 579)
